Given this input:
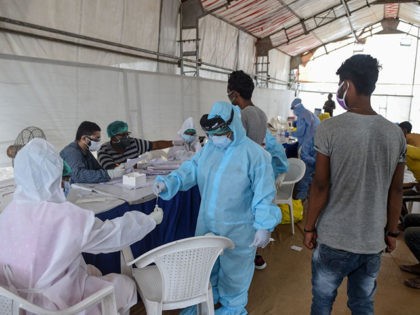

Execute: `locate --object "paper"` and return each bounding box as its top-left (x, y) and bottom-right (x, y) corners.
top-left (290, 245), bottom-right (303, 252)
top-left (126, 157), bottom-right (142, 169)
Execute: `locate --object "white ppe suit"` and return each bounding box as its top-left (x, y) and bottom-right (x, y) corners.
top-left (156, 102), bottom-right (281, 315)
top-left (168, 117), bottom-right (201, 161)
top-left (0, 139), bottom-right (156, 314)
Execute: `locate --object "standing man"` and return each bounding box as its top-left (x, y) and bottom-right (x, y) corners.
top-left (323, 93), bottom-right (336, 117)
top-left (227, 70), bottom-right (270, 270)
top-left (304, 54), bottom-right (406, 314)
top-left (227, 70), bottom-right (267, 145)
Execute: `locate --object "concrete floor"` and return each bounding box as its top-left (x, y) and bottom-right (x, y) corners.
top-left (131, 221), bottom-right (420, 315)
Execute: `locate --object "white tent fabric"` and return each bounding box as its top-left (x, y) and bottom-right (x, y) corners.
top-left (0, 53), bottom-right (293, 168)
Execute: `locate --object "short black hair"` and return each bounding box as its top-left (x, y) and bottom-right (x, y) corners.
top-left (336, 54), bottom-right (381, 96)
top-left (228, 70), bottom-right (254, 100)
top-left (75, 121), bottom-right (101, 141)
top-left (399, 121), bottom-right (412, 134)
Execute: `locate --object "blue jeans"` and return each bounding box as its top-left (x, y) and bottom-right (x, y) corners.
top-left (311, 243), bottom-right (381, 315)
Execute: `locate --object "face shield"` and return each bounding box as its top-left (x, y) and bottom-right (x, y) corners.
top-left (200, 108), bottom-right (234, 136)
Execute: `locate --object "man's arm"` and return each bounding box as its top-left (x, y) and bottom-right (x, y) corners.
top-left (303, 152), bottom-right (330, 249)
top-left (151, 140), bottom-right (173, 150)
top-left (385, 162), bottom-right (405, 252)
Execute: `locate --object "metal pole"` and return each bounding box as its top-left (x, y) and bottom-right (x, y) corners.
top-left (409, 26), bottom-right (419, 121)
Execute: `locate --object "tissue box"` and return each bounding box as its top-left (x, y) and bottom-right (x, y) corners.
top-left (123, 172), bottom-right (146, 188)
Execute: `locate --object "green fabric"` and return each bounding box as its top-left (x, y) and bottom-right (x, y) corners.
top-left (62, 159), bottom-right (72, 177)
top-left (107, 120), bottom-right (128, 138)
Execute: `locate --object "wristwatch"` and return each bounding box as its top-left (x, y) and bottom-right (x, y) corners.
top-left (386, 230), bottom-right (400, 238)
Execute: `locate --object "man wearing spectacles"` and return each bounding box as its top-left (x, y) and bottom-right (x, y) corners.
top-left (60, 121), bottom-right (125, 184)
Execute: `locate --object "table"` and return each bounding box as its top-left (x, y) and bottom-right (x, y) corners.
top-left (82, 185), bottom-right (201, 275)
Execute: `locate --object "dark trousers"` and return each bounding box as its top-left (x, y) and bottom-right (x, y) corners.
top-left (404, 214), bottom-right (420, 262)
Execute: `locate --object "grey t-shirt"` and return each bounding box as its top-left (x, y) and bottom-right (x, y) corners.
top-left (241, 105), bottom-right (267, 145)
top-left (315, 112), bottom-right (406, 254)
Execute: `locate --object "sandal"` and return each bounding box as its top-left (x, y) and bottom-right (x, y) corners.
top-left (404, 277), bottom-right (420, 289)
top-left (400, 264), bottom-right (420, 275)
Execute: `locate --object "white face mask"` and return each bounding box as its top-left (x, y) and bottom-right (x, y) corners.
top-left (211, 135), bottom-right (232, 149)
top-left (88, 139), bottom-right (102, 152)
top-left (182, 134), bottom-right (196, 144)
top-left (336, 81), bottom-right (349, 110)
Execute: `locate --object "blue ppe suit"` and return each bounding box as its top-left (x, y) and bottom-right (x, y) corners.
top-left (292, 103), bottom-right (320, 199)
top-left (156, 102), bottom-right (280, 315)
top-left (264, 130), bottom-right (288, 179)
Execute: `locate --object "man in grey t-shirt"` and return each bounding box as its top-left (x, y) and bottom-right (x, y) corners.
top-left (228, 70), bottom-right (269, 271)
top-left (303, 55), bottom-right (406, 315)
top-left (227, 70), bottom-right (267, 145)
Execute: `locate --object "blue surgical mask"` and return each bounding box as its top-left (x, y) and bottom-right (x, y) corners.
top-left (182, 134), bottom-right (196, 144)
top-left (336, 81), bottom-right (349, 111)
top-left (211, 135), bottom-right (232, 149)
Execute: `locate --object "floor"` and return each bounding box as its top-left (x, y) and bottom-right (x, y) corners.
top-left (131, 221), bottom-right (420, 315)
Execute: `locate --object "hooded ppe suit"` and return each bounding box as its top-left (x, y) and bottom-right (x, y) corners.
top-left (0, 138), bottom-right (157, 314)
top-left (264, 130), bottom-right (288, 180)
top-left (168, 117), bottom-right (201, 161)
top-left (156, 102), bottom-right (280, 315)
top-left (291, 100), bottom-right (320, 199)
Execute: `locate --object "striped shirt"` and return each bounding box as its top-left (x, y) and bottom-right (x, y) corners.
top-left (98, 138), bottom-right (152, 169)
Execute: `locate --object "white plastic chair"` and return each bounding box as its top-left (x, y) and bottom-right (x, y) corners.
top-left (274, 158), bottom-right (306, 235)
top-left (122, 235), bottom-right (235, 315)
top-left (0, 285), bottom-right (118, 315)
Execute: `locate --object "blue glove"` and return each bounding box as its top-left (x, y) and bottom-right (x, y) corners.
top-left (250, 229), bottom-right (271, 248)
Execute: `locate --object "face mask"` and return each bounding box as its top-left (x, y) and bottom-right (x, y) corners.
top-left (88, 139), bottom-right (102, 152)
top-left (211, 135), bottom-right (232, 149)
top-left (336, 81), bottom-right (349, 111)
top-left (182, 134), bottom-right (196, 144)
top-left (63, 180), bottom-right (71, 197)
top-left (113, 137), bottom-right (131, 150)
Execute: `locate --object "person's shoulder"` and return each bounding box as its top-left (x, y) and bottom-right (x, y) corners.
top-left (60, 141), bottom-right (78, 155)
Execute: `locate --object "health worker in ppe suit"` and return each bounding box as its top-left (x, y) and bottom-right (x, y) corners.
top-left (264, 130), bottom-right (289, 186)
top-left (291, 98), bottom-right (320, 200)
top-left (153, 101), bottom-right (281, 315)
top-left (0, 138), bottom-right (163, 315)
top-left (168, 117), bottom-right (201, 161)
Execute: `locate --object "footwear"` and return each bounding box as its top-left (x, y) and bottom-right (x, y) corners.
top-left (400, 264), bottom-right (420, 276)
top-left (404, 277), bottom-right (420, 289)
top-left (254, 254), bottom-right (267, 270)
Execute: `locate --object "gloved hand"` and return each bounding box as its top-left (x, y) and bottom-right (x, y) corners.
top-left (107, 164), bottom-right (125, 179)
top-left (250, 229), bottom-right (271, 248)
top-left (149, 205), bottom-right (164, 224)
top-left (152, 181), bottom-right (166, 196)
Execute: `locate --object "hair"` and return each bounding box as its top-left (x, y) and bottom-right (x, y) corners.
top-left (328, 93), bottom-right (333, 99)
top-left (75, 121), bottom-right (101, 140)
top-left (336, 54), bottom-right (381, 96)
top-left (399, 121), bottom-right (412, 134)
top-left (228, 70), bottom-right (254, 100)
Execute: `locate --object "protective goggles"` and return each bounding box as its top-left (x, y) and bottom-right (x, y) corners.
top-left (200, 109), bottom-right (234, 133)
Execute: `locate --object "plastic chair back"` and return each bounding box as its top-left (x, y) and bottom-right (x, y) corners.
top-left (0, 285), bottom-right (117, 315)
top-left (275, 158), bottom-right (306, 235)
top-left (124, 235), bottom-right (234, 313)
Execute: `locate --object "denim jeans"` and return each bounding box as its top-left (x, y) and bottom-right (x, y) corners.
top-left (311, 243), bottom-right (381, 315)
top-left (403, 214), bottom-right (420, 261)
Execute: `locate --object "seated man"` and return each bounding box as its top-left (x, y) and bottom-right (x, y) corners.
top-left (168, 117), bottom-right (201, 161)
top-left (98, 120), bottom-right (173, 170)
top-left (60, 121), bottom-right (125, 183)
top-left (400, 213), bottom-right (420, 289)
top-left (0, 138), bottom-right (163, 314)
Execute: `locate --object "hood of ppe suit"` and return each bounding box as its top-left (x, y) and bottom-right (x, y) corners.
top-left (177, 117), bottom-right (196, 137)
top-left (14, 138), bottom-right (66, 203)
top-left (292, 103), bottom-right (305, 116)
top-left (208, 101), bottom-right (245, 146)
top-left (291, 98), bottom-right (302, 109)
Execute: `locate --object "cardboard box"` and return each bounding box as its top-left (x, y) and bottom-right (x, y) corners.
top-left (122, 172), bottom-right (146, 188)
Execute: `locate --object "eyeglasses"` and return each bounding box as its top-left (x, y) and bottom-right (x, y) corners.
top-left (200, 109), bottom-right (234, 132)
top-left (86, 136), bottom-right (101, 142)
top-left (115, 132), bottom-right (131, 139)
